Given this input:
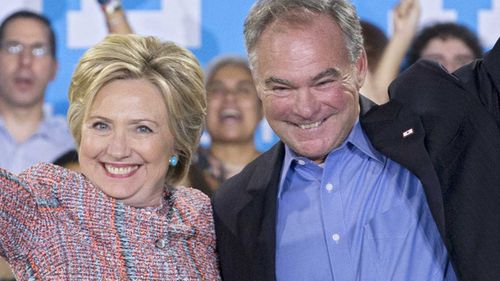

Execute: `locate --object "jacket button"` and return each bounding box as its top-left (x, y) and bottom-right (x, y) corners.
top-left (155, 238), bottom-right (167, 249)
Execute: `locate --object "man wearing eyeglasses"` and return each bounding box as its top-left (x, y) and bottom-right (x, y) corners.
top-left (0, 11), bottom-right (75, 280)
top-left (0, 11), bottom-right (75, 176)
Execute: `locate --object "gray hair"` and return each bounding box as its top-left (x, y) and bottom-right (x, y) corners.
top-left (244, 0), bottom-right (363, 67)
top-left (204, 55), bottom-right (252, 86)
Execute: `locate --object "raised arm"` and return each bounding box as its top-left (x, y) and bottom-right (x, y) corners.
top-left (98, 0), bottom-right (133, 34)
top-left (361, 0), bottom-right (420, 104)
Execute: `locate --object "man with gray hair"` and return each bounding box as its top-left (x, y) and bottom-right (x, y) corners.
top-left (213, 0), bottom-right (500, 280)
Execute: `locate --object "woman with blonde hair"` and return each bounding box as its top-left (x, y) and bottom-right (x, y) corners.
top-left (0, 34), bottom-right (219, 280)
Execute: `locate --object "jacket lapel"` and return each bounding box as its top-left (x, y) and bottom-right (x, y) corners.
top-left (232, 142), bottom-right (284, 280)
top-left (361, 101), bottom-right (447, 242)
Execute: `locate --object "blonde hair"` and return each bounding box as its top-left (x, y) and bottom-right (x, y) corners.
top-left (67, 34), bottom-right (206, 185)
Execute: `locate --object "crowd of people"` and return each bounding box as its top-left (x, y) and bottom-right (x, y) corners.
top-left (0, 0), bottom-right (498, 280)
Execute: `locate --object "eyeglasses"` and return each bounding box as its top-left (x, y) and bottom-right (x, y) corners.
top-left (207, 83), bottom-right (257, 100)
top-left (0, 41), bottom-right (50, 57)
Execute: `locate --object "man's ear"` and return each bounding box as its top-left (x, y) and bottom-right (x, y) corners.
top-left (353, 49), bottom-right (368, 88)
top-left (49, 60), bottom-right (59, 81)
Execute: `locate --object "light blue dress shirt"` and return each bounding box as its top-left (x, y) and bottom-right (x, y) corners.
top-left (0, 105), bottom-right (75, 174)
top-left (276, 121), bottom-right (457, 281)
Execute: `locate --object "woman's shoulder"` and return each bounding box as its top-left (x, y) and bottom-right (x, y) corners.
top-left (169, 186), bottom-right (212, 223)
top-left (168, 186), bottom-right (214, 237)
top-left (170, 186), bottom-right (211, 208)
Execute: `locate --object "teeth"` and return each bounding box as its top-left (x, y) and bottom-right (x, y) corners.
top-left (221, 109), bottom-right (241, 118)
top-left (298, 121), bottom-right (322, 130)
top-left (105, 164), bottom-right (138, 175)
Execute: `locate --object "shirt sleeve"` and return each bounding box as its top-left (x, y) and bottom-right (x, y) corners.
top-left (0, 169), bottom-right (38, 261)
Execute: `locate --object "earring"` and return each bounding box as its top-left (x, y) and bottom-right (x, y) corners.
top-left (169, 155), bottom-right (178, 167)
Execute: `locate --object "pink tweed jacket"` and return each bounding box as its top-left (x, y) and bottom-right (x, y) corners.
top-left (0, 163), bottom-right (220, 280)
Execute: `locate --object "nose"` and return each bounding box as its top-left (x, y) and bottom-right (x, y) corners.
top-left (18, 49), bottom-right (34, 67)
top-left (438, 57), bottom-right (459, 73)
top-left (293, 88), bottom-right (317, 119)
top-left (106, 131), bottom-right (131, 159)
top-left (443, 61), bottom-right (459, 73)
top-left (222, 88), bottom-right (238, 103)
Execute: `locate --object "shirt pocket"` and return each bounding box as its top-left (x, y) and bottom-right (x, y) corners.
top-left (361, 203), bottom-right (451, 281)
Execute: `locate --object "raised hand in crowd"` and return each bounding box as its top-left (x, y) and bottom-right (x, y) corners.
top-left (361, 0), bottom-right (420, 104)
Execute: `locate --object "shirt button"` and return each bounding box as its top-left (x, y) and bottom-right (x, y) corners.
top-left (297, 159), bottom-right (306, 165)
top-left (155, 239), bottom-right (167, 249)
top-left (325, 183), bottom-right (333, 192)
top-left (332, 233), bottom-right (340, 243)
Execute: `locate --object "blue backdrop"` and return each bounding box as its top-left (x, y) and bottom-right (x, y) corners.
top-left (1, 0), bottom-right (498, 151)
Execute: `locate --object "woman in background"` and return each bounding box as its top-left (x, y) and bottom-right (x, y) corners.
top-left (187, 56), bottom-right (262, 195)
top-left (407, 22), bottom-right (483, 72)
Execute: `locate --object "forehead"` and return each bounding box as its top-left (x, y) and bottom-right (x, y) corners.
top-left (211, 65), bottom-right (252, 81)
top-left (90, 79), bottom-right (166, 112)
top-left (86, 80), bottom-right (170, 129)
top-left (253, 14), bottom-right (349, 81)
top-left (423, 37), bottom-right (474, 55)
top-left (2, 17), bottom-right (50, 44)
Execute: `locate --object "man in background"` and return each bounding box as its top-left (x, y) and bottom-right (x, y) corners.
top-left (0, 11), bottom-right (74, 174)
top-left (0, 10), bottom-right (74, 280)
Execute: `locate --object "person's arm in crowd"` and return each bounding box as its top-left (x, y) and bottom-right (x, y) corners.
top-left (455, 36), bottom-right (500, 120)
top-left (98, 0), bottom-right (133, 34)
top-left (0, 259), bottom-right (15, 281)
top-left (362, 0), bottom-right (420, 104)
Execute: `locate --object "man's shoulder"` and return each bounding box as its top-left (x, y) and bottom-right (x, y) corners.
top-left (42, 112), bottom-right (70, 133)
top-left (40, 110), bottom-right (75, 148)
top-left (213, 142), bottom-right (284, 206)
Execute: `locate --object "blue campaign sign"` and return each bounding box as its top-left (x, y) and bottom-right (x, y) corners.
top-left (1, 0), bottom-right (498, 152)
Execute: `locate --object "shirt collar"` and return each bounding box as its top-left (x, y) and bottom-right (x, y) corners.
top-left (31, 105), bottom-right (56, 138)
top-left (0, 104), bottom-right (63, 139)
top-left (345, 119), bottom-right (385, 164)
top-left (278, 120), bottom-right (385, 198)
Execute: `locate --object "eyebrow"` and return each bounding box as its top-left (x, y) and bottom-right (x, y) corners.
top-left (264, 68), bottom-right (341, 88)
top-left (87, 115), bottom-right (109, 122)
top-left (207, 80), bottom-right (224, 87)
top-left (310, 68), bottom-right (341, 84)
top-left (237, 80), bottom-right (255, 87)
top-left (130, 118), bottom-right (160, 126)
top-left (3, 40), bottom-right (48, 46)
top-left (264, 76), bottom-right (293, 88)
top-left (87, 115), bottom-right (159, 126)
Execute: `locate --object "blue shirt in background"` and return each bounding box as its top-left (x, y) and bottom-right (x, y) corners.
top-left (276, 121), bottom-right (457, 281)
top-left (0, 104), bottom-right (75, 174)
